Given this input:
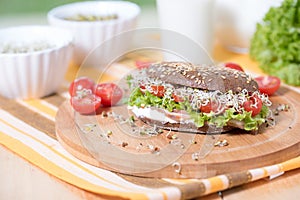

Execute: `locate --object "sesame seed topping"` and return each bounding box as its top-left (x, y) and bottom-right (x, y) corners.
top-left (144, 62), bottom-right (259, 93)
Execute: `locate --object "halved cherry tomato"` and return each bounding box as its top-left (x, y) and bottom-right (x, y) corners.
top-left (70, 93), bottom-right (101, 115)
top-left (200, 101), bottom-right (220, 113)
top-left (224, 62), bottom-right (244, 72)
top-left (150, 85), bottom-right (165, 97)
top-left (254, 76), bottom-right (281, 96)
top-left (139, 85), bottom-right (146, 90)
top-left (135, 60), bottom-right (152, 70)
top-left (172, 93), bottom-right (184, 103)
top-left (243, 95), bottom-right (263, 117)
top-left (69, 77), bottom-right (95, 97)
top-left (94, 83), bottom-right (123, 106)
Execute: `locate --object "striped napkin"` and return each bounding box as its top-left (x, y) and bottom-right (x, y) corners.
top-left (1, 61), bottom-right (300, 200)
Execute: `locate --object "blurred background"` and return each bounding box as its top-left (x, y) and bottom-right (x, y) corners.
top-left (0, 0), bottom-right (155, 14)
top-left (0, 0), bottom-right (157, 27)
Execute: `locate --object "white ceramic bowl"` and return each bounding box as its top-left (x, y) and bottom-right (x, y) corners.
top-left (0, 25), bottom-right (73, 99)
top-left (47, 1), bottom-right (140, 66)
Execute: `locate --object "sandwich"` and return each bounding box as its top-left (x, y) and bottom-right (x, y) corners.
top-left (126, 62), bottom-right (273, 133)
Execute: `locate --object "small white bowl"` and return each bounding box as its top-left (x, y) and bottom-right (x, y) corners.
top-left (47, 1), bottom-right (140, 66)
top-left (0, 25), bottom-right (73, 99)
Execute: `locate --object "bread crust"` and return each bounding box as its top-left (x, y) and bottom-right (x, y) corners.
top-left (146, 62), bottom-right (258, 93)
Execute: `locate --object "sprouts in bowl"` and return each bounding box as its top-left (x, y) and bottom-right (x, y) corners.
top-left (47, 1), bottom-right (140, 67)
top-left (0, 25), bottom-right (73, 99)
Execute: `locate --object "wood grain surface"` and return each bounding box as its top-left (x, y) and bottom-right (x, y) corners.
top-left (55, 86), bottom-right (300, 179)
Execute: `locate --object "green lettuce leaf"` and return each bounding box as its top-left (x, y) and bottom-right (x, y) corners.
top-left (128, 87), bottom-right (269, 131)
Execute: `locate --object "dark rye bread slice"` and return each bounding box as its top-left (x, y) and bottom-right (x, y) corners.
top-left (146, 62), bottom-right (258, 93)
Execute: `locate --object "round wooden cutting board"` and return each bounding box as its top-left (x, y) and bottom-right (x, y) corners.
top-left (55, 86), bottom-right (300, 179)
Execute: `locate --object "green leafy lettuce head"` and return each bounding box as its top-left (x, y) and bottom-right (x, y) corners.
top-left (250, 0), bottom-right (300, 86)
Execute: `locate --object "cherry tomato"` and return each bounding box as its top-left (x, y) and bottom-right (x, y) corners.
top-left (135, 60), bottom-right (152, 70)
top-left (200, 101), bottom-right (220, 113)
top-left (243, 95), bottom-right (263, 117)
top-left (150, 85), bottom-right (165, 97)
top-left (224, 62), bottom-right (244, 72)
top-left (139, 85), bottom-right (146, 90)
top-left (172, 93), bottom-right (184, 103)
top-left (254, 76), bottom-right (281, 96)
top-left (70, 93), bottom-right (101, 115)
top-left (69, 77), bottom-right (95, 97)
top-left (94, 83), bottom-right (123, 106)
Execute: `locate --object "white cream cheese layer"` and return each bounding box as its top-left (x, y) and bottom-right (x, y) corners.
top-left (128, 106), bottom-right (196, 124)
top-left (129, 106), bottom-right (178, 123)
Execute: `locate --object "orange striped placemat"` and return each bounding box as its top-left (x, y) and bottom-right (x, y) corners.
top-left (1, 52), bottom-right (300, 200)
